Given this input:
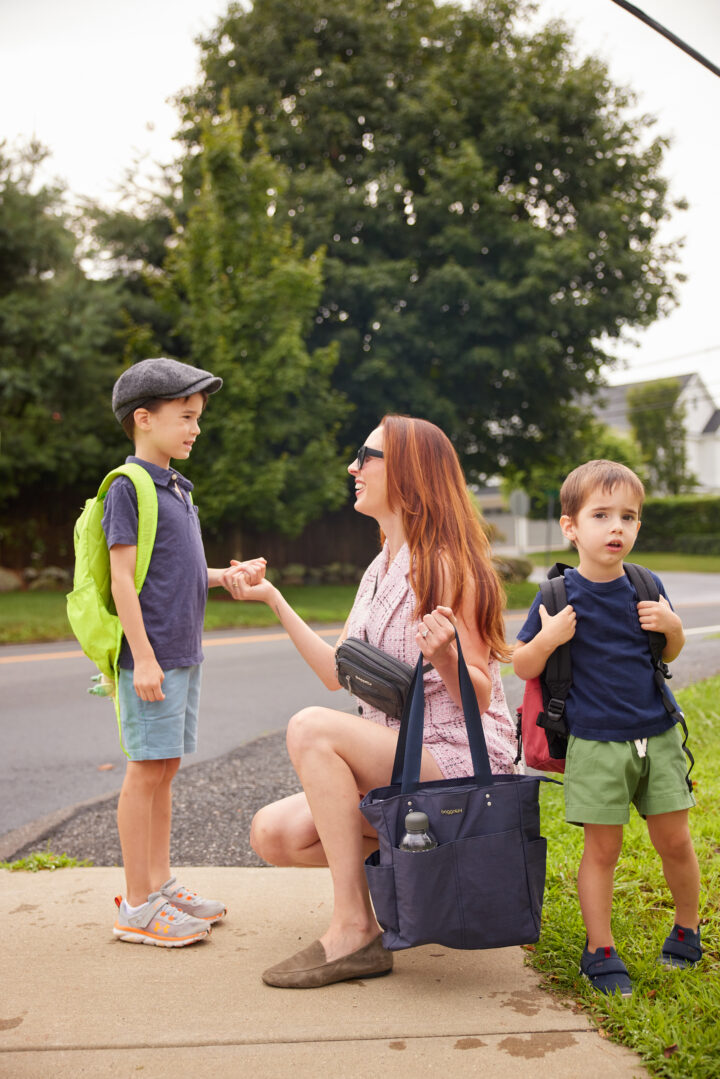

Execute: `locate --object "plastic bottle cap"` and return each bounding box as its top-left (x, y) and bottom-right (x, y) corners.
top-left (405, 811), bottom-right (430, 833)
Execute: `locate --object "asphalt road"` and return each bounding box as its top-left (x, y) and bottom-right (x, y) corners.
top-left (1, 571), bottom-right (719, 860)
top-left (0, 626), bottom-right (357, 838)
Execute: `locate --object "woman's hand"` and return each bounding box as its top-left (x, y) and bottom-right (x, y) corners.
top-left (415, 605), bottom-right (458, 663)
top-left (224, 558), bottom-right (274, 603)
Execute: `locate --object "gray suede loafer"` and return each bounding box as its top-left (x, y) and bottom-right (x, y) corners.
top-left (261, 933), bottom-right (394, 988)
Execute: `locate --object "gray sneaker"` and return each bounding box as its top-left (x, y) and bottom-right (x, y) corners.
top-left (160, 876), bottom-right (227, 923)
top-left (113, 892), bottom-right (211, 946)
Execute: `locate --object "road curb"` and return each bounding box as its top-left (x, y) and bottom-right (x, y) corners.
top-left (0, 787), bottom-right (121, 862)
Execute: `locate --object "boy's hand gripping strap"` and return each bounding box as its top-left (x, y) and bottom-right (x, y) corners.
top-left (537, 568), bottom-right (572, 736)
top-left (623, 562), bottom-right (694, 793)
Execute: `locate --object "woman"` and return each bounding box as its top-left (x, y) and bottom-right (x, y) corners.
top-left (229, 415), bottom-right (516, 988)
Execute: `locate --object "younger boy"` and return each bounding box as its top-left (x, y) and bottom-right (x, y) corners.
top-left (513, 460), bottom-right (700, 996)
top-left (105, 357), bottom-right (264, 946)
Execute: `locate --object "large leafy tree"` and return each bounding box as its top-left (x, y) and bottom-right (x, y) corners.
top-left (158, 105), bottom-right (350, 537)
top-left (0, 143), bottom-right (126, 507)
top-left (627, 378), bottom-right (696, 494)
top-left (179, 0), bottom-right (682, 479)
top-left (503, 411), bottom-right (647, 517)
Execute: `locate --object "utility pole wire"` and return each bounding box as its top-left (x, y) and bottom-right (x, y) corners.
top-left (608, 0), bottom-right (720, 79)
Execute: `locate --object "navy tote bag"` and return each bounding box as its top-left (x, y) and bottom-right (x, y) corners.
top-left (359, 632), bottom-right (550, 951)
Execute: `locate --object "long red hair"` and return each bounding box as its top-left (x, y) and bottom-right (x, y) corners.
top-left (380, 415), bottom-right (510, 662)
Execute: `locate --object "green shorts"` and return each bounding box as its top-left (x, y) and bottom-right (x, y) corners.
top-left (564, 723), bottom-right (695, 826)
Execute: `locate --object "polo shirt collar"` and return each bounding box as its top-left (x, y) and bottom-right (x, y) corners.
top-left (126, 455), bottom-right (195, 492)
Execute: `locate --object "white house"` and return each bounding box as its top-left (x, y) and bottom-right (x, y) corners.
top-left (595, 373), bottom-right (720, 493)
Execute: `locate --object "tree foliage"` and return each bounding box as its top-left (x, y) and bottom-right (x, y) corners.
top-left (0, 142), bottom-right (126, 505)
top-left (503, 410), bottom-right (646, 516)
top-left (158, 105), bottom-right (350, 535)
top-left (627, 378), bottom-right (697, 495)
top-left (178, 0), bottom-right (683, 479)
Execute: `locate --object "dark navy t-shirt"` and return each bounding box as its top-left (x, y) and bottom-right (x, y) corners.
top-left (101, 456), bottom-right (208, 670)
top-left (517, 567), bottom-right (678, 741)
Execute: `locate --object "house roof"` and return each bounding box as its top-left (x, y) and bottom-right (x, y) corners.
top-left (594, 373), bottom-right (700, 432)
top-left (704, 409), bottom-right (720, 434)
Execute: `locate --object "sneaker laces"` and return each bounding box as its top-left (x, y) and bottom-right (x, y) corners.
top-left (173, 884), bottom-right (198, 900)
top-left (161, 876), bottom-right (199, 902)
top-left (147, 893), bottom-right (197, 925)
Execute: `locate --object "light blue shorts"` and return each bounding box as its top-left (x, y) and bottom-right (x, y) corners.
top-left (118, 666), bottom-right (201, 761)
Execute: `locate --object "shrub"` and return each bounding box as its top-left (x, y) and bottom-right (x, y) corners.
top-left (279, 563), bottom-right (307, 586)
top-left (675, 533), bottom-right (720, 555)
top-left (492, 555), bottom-right (533, 583)
top-left (634, 496), bottom-right (720, 551)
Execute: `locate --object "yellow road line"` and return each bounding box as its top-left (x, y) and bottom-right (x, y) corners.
top-left (0, 627), bottom-right (344, 664)
top-left (3, 621), bottom-right (719, 665)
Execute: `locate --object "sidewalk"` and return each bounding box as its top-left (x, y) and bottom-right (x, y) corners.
top-left (2, 867), bottom-right (648, 1078)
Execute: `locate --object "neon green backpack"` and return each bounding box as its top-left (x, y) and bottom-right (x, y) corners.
top-left (66, 464), bottom-right (158, 748)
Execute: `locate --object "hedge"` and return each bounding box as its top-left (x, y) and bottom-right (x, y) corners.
top-left (634, 495), bottom-right (720, 553)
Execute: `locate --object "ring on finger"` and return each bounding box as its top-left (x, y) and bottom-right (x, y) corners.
top-left (421, 627), bottom-right (430, 638)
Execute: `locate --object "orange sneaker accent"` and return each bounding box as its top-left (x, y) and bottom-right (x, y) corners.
top-left (114, 896), bottom-right (122, 908)
top-left (113, 920), bottom-right (210, 945)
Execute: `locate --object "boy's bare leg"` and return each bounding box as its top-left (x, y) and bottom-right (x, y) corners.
top-left (117, 759), bottom-right (174, 906)
top-left (578, 823), bottom-right (624, 951)
top-left (148, 757), bottom-right (181, 892)
top-left (647, 810), bottom-right (700, 930)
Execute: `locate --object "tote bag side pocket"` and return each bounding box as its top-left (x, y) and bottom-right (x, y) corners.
top-left (364, 850), bottom-right (400, 937)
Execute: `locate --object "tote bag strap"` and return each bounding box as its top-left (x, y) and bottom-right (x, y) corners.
top-left (391, 629), bottom-right (494, 793)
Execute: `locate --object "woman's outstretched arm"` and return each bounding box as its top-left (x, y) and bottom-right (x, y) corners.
top-left (226, 564), bottom-right (346, 690)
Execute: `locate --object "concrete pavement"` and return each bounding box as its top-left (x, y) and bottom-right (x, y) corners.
top-left (1, 867), bottom-right (648, 1078)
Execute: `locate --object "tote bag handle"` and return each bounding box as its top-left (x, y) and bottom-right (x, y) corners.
top-left (391, 629), bottom-right (494, 793)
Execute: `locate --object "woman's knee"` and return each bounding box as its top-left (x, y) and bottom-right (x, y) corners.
top-left (286, 706), bottom-right (331, 760)
top-left (250, 804), bottom-right (292, 865)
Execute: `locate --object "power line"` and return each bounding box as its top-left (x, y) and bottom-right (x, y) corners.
top-left (607, 345), bottom-right (720, 371)
top-left (608, 0), bottom-right (720, 78)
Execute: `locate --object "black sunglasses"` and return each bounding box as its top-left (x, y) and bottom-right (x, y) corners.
top-left (356, 445), bottom-right (384, 469)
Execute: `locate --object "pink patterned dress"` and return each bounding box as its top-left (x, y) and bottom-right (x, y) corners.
top-left (345, 542), bottom-right (517, 777)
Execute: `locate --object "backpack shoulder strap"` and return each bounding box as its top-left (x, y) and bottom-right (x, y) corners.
top-left (99, 464), bottom-right (158, 593)
top-left (538, 568), bottom-right (572, 733)
top-left (624, 562), bottom-right (694, 793)
top-left (623, 562), bottom-right (665, 665)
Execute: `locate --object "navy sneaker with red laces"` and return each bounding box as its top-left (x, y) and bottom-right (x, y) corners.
top-left (659, 924), bottom-right (702, 969)
top-left (580, 942), bottom-right (633, 997)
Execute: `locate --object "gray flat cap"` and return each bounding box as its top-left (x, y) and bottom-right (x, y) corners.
top-left (112, 357), bottom-right (223, 423)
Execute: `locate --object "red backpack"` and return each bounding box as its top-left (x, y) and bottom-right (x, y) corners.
top-left (516, 569), bottom-right (572, 774)
top-left (516, 563), bottom-right (693, 783)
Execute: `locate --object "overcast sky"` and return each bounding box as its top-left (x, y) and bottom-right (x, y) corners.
top-left (1, 0), bottom-right (718, 401)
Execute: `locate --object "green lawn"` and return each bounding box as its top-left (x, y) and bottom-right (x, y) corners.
top-left (528, 550), bottom-right (720, 574)
top-left (529, 675), bottom-right (719, 1078)
top-left (0, 580), bottom-right (540, 644)
top-left (0, 549), bottom-right (716, 646)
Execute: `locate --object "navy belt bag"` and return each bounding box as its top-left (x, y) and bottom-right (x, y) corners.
top-left (359, 632), bottom-right (550, 951)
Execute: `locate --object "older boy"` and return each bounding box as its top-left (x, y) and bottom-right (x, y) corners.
top-left (105, 357), bottom-right (264, 946)
top-left (513, 460), bottom-right (700, 996)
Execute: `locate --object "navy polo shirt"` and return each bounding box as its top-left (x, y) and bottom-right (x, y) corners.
top-left (102, 456), bottom-right (208, 670)
top-left (517, 567), bottom-right (678, 741)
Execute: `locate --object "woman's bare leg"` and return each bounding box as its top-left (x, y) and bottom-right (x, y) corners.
top-left (251, 791), bottom-right (380, 868)
top-left (254, 706), bottom-right (443, 963)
